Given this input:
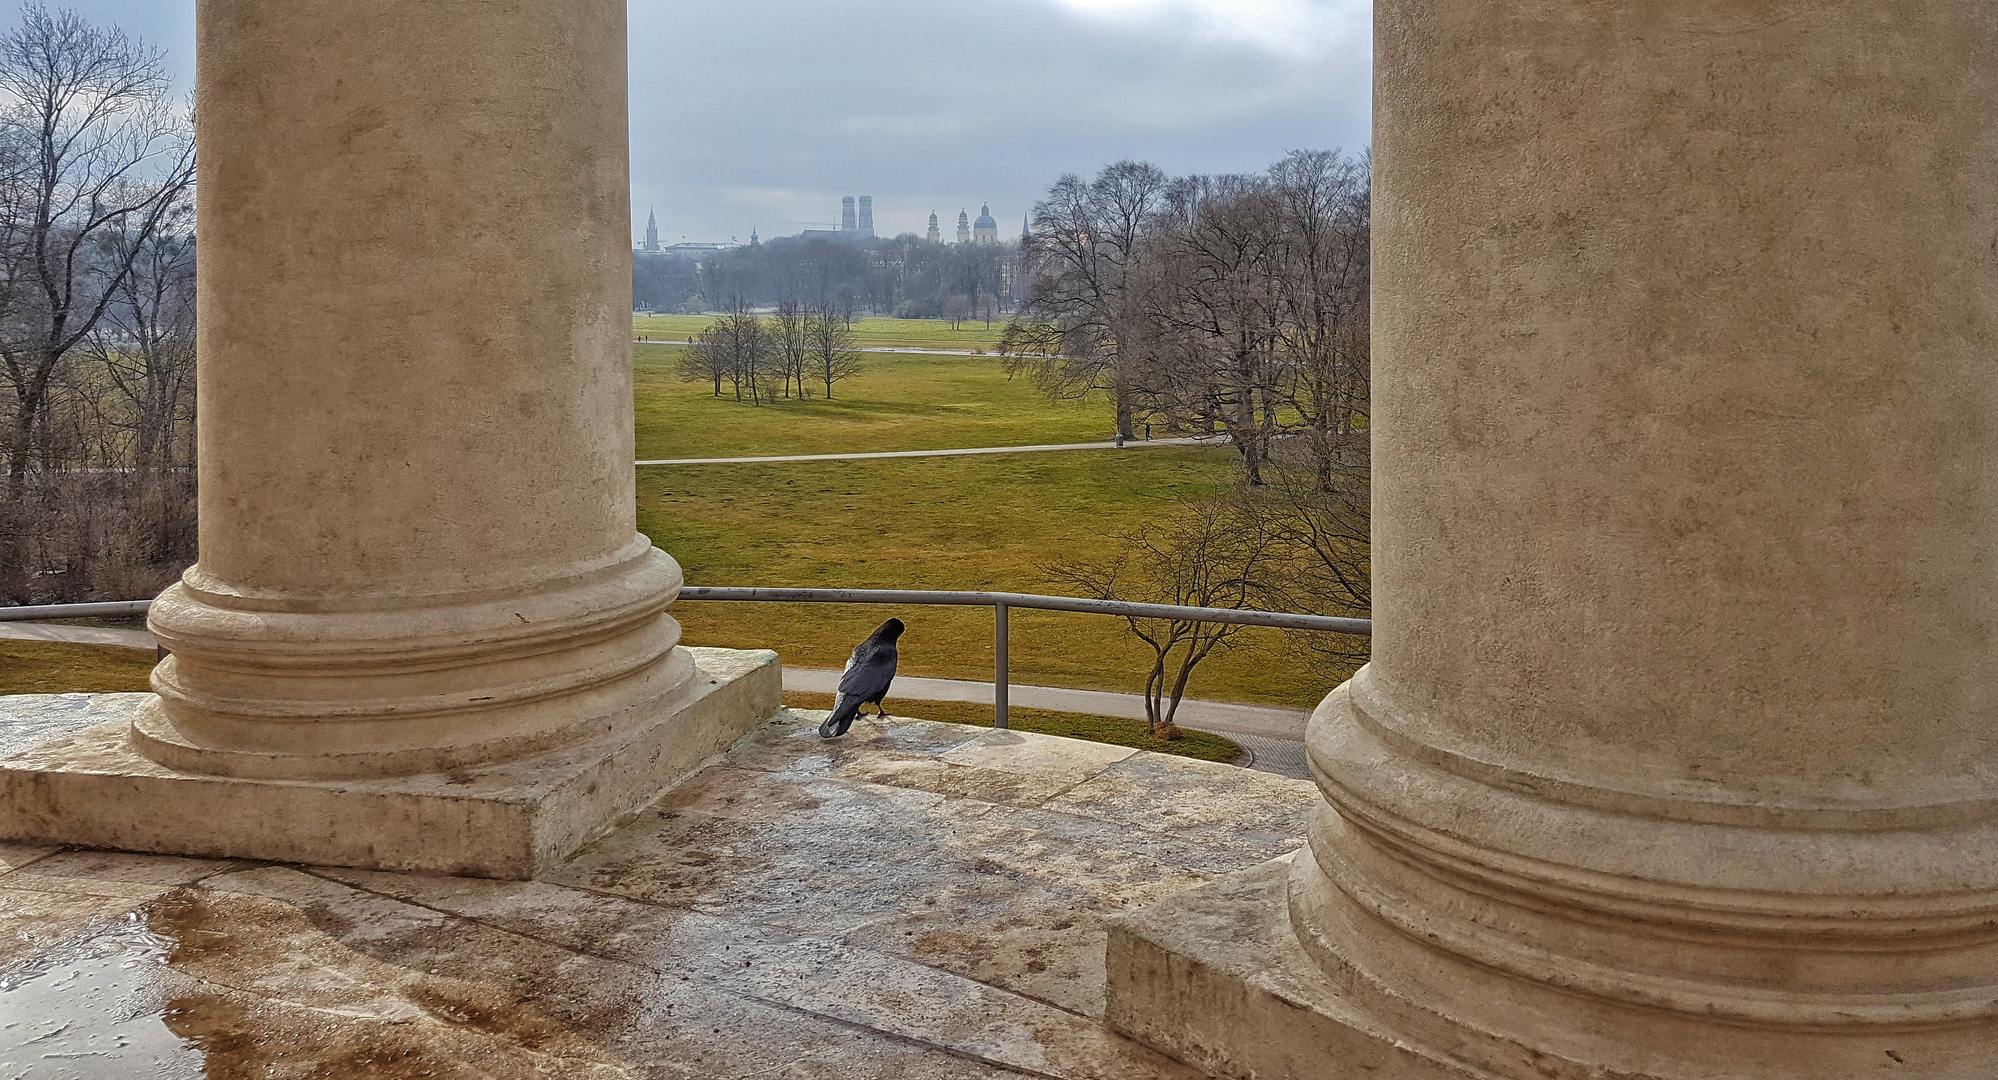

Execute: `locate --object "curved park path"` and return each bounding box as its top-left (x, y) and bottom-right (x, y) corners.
top-left (2, 621), bottom-right (1311, 779)
top-left (637, 435), bottom-right (1219, 467)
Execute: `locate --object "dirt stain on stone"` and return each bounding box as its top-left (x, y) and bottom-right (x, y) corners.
top-left (141, 884), bottom-right (643, 1079)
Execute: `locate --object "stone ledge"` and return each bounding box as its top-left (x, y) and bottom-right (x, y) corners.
top-left (1104, 855), bottom-right (1477, 1080)
top-left (0, 646), bottom-right (781, 879)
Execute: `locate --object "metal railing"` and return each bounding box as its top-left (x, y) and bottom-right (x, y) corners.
top-left (2, 590), bottom-right (1373, 731)
top-left (676, 587), bottom-right (1369, 729)
top-left (0, 601), bottom-right (153, 621)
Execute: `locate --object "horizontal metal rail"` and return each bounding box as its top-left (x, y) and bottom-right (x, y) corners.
top-left (678, 587), bottom-right (1370, 731)
top-left (4, 591), bottom-right (1372, 735)
top-left (0, 601), bottom-right (153, 621)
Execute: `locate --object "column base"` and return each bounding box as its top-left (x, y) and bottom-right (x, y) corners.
top-left (1105, 854), bottom-right (1478, 1080)
top-left (1108, 849), bottom-right (1998, 1080)
top-left (0, 647), bottom-right (780, 879)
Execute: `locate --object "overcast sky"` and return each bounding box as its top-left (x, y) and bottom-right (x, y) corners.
top-left (47, 0), bottom-right (1371, 244)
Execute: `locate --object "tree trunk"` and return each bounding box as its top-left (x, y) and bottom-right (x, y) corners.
top-left (1113, 369), bottom-right (1135, 440)
top-left (6, 400), bottom-right (36, 499)
top-left (1143, 658), bottom-right (1167, 734)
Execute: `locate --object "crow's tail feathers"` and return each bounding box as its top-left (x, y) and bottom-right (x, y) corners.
top-left (819, 695), bottom-right (862, 739)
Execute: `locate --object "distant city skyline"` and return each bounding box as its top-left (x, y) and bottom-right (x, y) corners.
top-left (43, 0), bottom-right (1371, 244)
top-left (642, 196), bottom-right (1016, 249)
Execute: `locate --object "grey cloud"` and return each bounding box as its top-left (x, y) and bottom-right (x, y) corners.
top-left (40, 0), bottom-right (1370, 244)
top-left (630, 0), bottom-right (1369, 241)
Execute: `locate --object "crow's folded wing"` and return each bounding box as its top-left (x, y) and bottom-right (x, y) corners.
top-left (838, 647), bottom-right (897, 702)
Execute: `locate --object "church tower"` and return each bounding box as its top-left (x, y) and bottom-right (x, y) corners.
top-left (927, 212), bottom-right (940, 244)
top-left (643, 207), bottom-right (660, 252)
top-left (956, 209), bottom-right (971, 245)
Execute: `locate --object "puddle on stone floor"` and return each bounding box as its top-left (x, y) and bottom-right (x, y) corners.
top-left (0, 913), bottom-right (205, 1079)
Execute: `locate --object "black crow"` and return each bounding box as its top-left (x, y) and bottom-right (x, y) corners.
top-left (820, 618), bottom-right (904, 739)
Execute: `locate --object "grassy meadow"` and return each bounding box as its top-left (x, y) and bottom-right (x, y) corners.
top-left (635, 344), bottom-right (1110, 459)
top-left (0, 640), bottom-right (155, 694)
top-left (635, 313), bottom-right (1008, 353)
top-left (5, 325), bottom-right (1360, 715)
top-left (639, 379), bottom-right (1353, 710)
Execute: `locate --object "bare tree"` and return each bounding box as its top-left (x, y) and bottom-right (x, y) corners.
top-left (678, 322), bottom-right (730, 397)
top-left (1269, 150), bottom-right (1371, 481)
top-left (1049, 497), bottom-right (1279, 736)
top-left (804, 303), bottom-right (861, 399)
top-left (1001, 160), bottom-right (1169, 440)
top-left (1240, 439), bottom-right (1371, 675)
top-left (0, 6), bottom-right (194, 493)
top-left (1138, 172), bottom-right (1291, 482)
top-left (82, 200), bottom-right (194, 474)
top-left (770, 300), bottom-right (811, 399)
top-left (675, 303), bottom-right (772, 404)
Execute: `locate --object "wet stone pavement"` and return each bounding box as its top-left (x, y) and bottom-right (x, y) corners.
top-left (0, 703), bottom-right (1321, 1078)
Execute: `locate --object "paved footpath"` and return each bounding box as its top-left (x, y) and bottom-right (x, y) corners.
top-left (638, 435), bottom-right (1218, 467)
top-left (1, 621), bottom-right (1312, 779)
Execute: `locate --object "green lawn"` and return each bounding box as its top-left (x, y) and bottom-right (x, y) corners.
top-left (0, 640), bottom-right (155, 694)
top-left (635, 314), bottom-right (1008, 353)
top-left (643, 447), bottom-right (1348, 710)
top-left (0, 342), bottom-right (1357, 718)
top-left (635, 346), bottom-right (1111, 459)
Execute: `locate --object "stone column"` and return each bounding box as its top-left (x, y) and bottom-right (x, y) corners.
top-left (132, 0), bottom-right (693, 779)
top-left (0, 0), bottom-right (781, 878)
top-left (1110, 2), bottom-right (1998, 1076)
top-left (1298, 0), bottom-right (1998, 1074)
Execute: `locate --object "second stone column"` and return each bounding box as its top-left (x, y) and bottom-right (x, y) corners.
top-left (1291, 1), bottom-right (1998, 1075)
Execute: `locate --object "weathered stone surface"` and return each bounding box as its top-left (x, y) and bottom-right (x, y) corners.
top-left (0, 648), bottom-right (781, 878)
top-left (0, 692), bottom-right (146, 757)
top-left (0, 842), bottom-right (55, 874)
top-left (0, 707), bottom-right (1313, 1076)
top-left (1108, 856), bottom-right (1473, 1080)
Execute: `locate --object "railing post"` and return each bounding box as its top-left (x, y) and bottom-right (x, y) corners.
top-left (994, 602), bottom-right (1010, 730)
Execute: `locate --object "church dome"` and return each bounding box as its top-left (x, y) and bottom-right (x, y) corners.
top-left (974, 204), bottom-right (997, 229)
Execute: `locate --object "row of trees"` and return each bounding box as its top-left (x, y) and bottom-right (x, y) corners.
top-left (678, 301), bottom-right (864, 404)
top-left (0, 7), bottom-right (198, 605)
top-left (1009, 152), bottom-right (1373, 733)
top-left (638, 234), bottom-right (1023, 326)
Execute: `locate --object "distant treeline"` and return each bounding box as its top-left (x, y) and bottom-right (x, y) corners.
top-left (636, 234), bottom-right (1023, 326)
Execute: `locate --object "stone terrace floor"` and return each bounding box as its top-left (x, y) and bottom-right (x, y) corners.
top-left (0, 698), bottom-right (1319, 1078)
